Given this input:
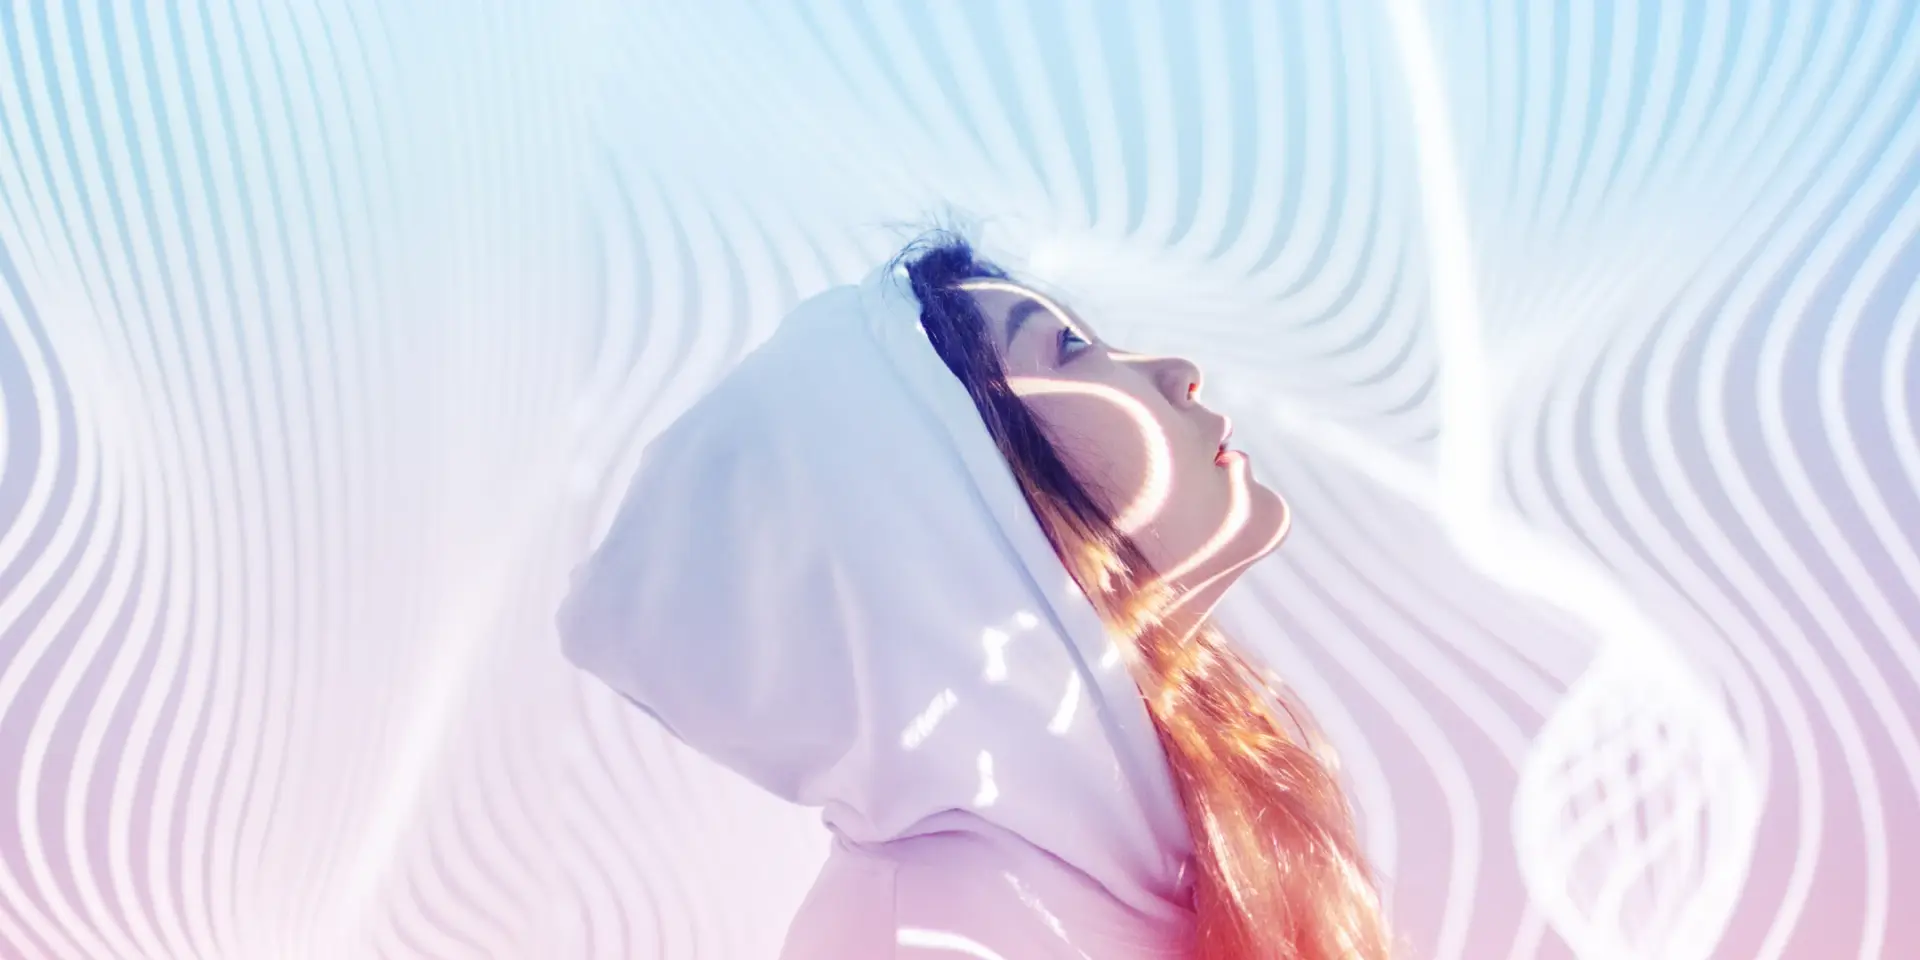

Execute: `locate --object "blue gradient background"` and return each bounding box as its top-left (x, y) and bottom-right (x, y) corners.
top-left (0, 2), bottom-right (1916, 957)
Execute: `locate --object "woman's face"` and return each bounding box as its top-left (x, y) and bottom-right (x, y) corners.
top-left (961, 281), bottom-right (1291, 612)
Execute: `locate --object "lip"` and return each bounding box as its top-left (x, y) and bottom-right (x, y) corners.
top-left (1214, 417), bottom-right (1234, 464)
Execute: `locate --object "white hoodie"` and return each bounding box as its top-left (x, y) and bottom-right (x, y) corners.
top-left (557, 265), bottom-right (1196, 958)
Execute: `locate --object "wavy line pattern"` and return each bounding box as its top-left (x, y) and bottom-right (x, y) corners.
top-left (0, 1), bottom-right (1914, 958)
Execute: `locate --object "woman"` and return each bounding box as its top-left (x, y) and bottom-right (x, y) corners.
top-left (557, 233), bottom-right (1391, 958)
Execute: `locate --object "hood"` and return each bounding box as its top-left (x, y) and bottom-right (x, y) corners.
top-left (556, 263), bottom-right (1194, 919)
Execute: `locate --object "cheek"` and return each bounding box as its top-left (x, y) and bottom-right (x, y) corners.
top-left (1026, 390), bottom-right (1236, 555)
top-left (1025, 393), bottom-right (1159, 509)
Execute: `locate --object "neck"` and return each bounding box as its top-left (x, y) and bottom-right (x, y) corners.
top-left (1157, 575), bottom-right (1237, 644)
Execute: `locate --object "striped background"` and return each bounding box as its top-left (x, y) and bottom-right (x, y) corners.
top-left (0, 2), bottom-right (1915, 957)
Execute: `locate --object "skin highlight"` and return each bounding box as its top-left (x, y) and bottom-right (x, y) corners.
top-left (957, 278), bottom-right (1292, 643)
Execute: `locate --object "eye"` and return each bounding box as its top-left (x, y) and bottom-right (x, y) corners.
top-left (1057, 328), bottom-right (1091, 363)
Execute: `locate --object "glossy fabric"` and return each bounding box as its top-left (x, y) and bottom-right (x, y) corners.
top-left (557, 266), bottom-right (1197, 956)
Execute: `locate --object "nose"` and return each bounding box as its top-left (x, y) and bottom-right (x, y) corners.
top-left (1141, 354), bottom-right (1204, 406)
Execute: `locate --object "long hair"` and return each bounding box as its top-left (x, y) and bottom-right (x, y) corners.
top-left (893, 232), bottom-right (1392, 959)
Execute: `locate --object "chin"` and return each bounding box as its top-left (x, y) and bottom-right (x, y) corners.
top-left (1246, 483), bottom-right (1292, 556)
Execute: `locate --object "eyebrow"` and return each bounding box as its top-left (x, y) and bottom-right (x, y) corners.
top-left (1003, 299), bottom-right (1047, 349)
